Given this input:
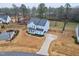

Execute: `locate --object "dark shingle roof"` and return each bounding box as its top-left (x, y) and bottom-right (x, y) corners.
top-left (28, 18), bottom-right (47, 26)
top-left (0, 15), bottom-right (8, 21)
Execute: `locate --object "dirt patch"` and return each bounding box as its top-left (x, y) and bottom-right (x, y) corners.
top-left (48, 29), bottom-right (79, 56)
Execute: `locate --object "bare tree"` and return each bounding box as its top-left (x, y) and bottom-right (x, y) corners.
top-left (62, 3), bottom-right (71, 32)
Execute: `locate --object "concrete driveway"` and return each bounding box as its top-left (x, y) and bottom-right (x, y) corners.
top-left (36, 34), bottom-right (57, 56)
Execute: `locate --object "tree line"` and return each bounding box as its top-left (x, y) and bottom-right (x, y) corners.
top-left (0, 3), bottom-right (79, 31)
top-left (0, 3), bottom-right (79, 22)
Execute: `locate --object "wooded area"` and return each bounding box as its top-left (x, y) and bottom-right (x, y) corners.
top-left (0, 3), bottom-right (79, 32)
top-left (0, 3), bottom-right (79, 22)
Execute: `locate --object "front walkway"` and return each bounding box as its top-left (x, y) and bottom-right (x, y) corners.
top-left (36, 34), bottom-right (57, 56)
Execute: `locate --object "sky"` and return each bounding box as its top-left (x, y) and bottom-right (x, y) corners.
top-left (0, 3), bottom-right (79, 8)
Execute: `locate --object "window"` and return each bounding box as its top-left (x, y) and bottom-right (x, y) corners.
top-left (29, 28), bottom-right (35, 32)
top-left (29, 28), bottom-right (35, 30)
top-left (36, 28), bottom-right (43, 31)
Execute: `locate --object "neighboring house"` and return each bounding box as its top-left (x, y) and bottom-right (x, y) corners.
top-left (18, 16), bottom-right (30, 25)
top-left (27, 18), bottom-right (50, 35)
top-left (0, 15), bottom-right (11, 24)
top-left (76, 25), bottom-right (79, 43)
top-left (11, 16), bottom-right (18, 23)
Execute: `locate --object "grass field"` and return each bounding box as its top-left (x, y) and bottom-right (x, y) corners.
top-left (50, 21), bottom-right (78, 31)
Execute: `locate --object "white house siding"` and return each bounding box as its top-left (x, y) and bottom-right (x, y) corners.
top-left (0, 19), bottom-right (3, 23)
top-left (0, 18), bottom-right (5, 23)
top-left (35, 20), bottom-right (50, 35)
top-left (7, 16), bottom-right (11, 23)
top-left (76, 25), bottom-right (79, 42)
top-left (27, 22), bottom-right (36, 34)
top-left (36, 26), bottom-right (44, 35)
top-left (44, 20), bottom-right (50, 32)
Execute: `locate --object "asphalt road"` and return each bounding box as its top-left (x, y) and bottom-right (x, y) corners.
top-left (0, 52), bottom-right (43, 56)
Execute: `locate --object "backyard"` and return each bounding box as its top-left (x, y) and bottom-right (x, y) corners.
top-left (49, 20), bottom-right (79, 56)
top-left (50, 21), bottom-right (77, 31)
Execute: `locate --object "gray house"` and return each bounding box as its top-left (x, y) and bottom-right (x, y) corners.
top-left (76, 25), bottom-right (79, 42)
top-left (27, 18), bottom-right (50, 35)
top-left (0, 15), bottom-right (11, 24)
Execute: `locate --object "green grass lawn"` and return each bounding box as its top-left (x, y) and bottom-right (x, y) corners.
top-left (50, 21), bottom-right (78, 31)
